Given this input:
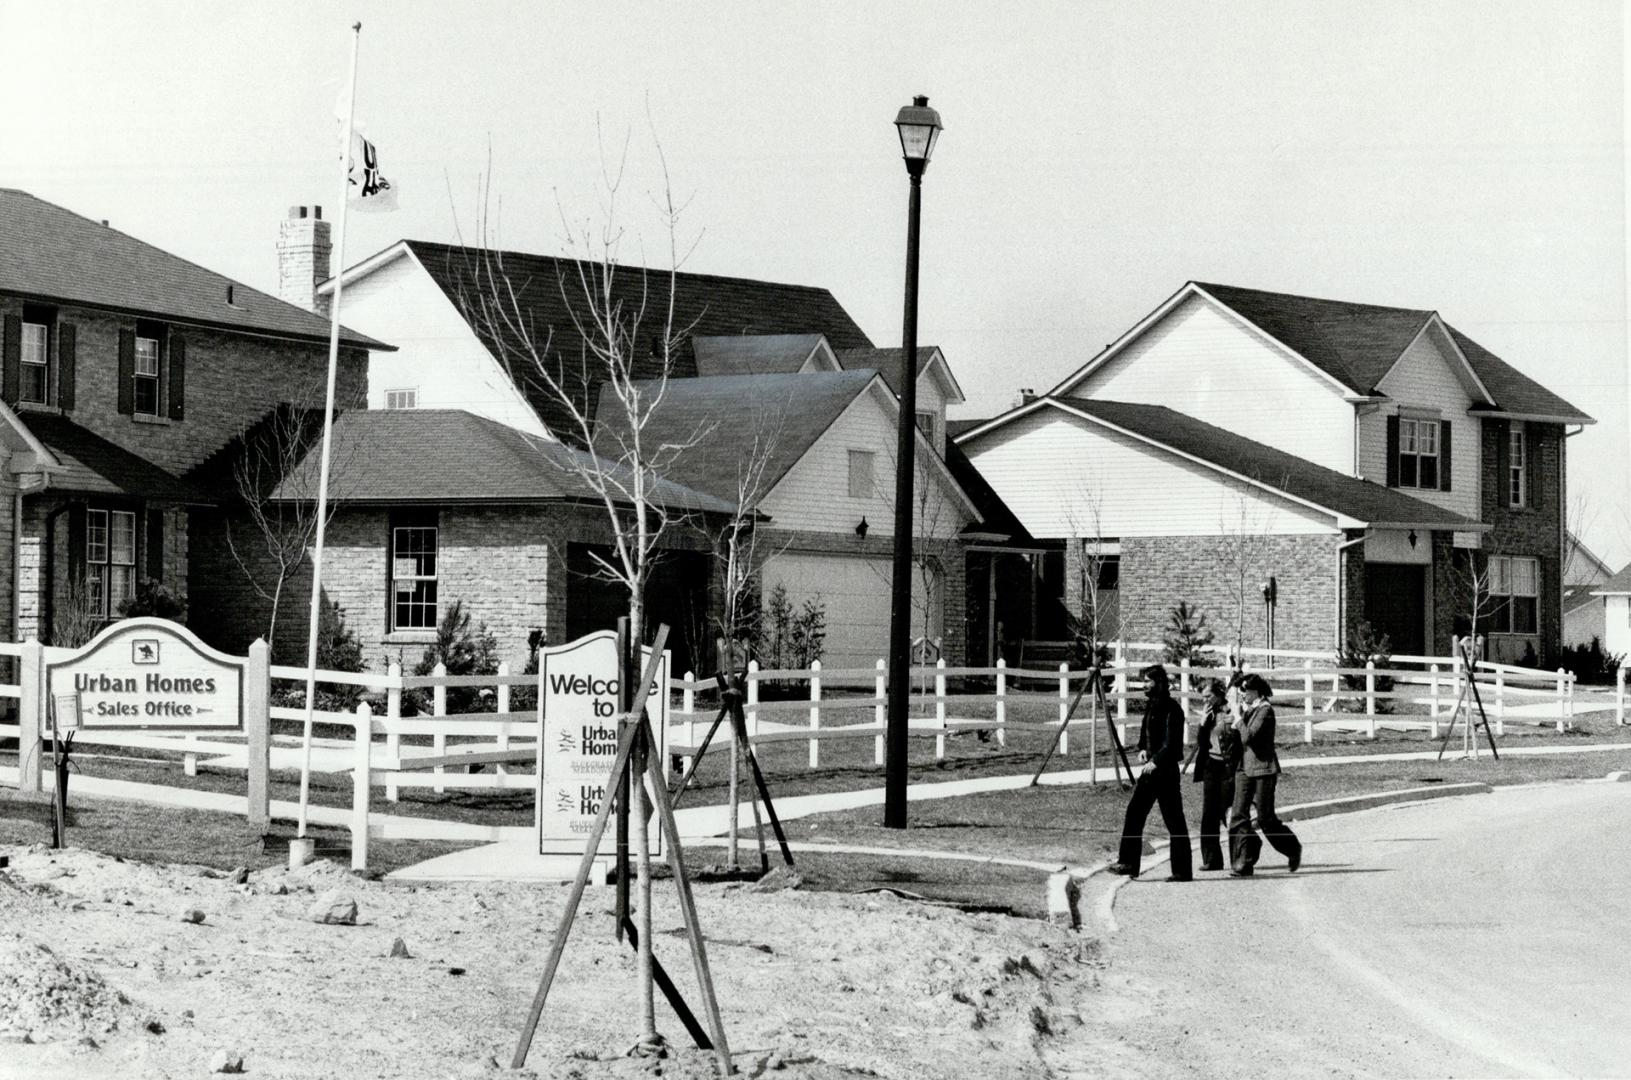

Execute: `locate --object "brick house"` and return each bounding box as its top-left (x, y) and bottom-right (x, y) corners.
top-left (959, 282), bottom-right (1593, 662)
top-left (302, 239), bottom-right (996, 666)
top-left (0, 190), bottom-right (382, 648)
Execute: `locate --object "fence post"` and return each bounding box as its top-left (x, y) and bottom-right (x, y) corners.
top-left (1179, 657), bottom-right (1192, 712)
top-left (385, 660), bottom-right (402, 802)
top-left (17, 639), bottom-right (41, 794)
top-left (809, 659), bottom-right (822, 769)
top-left (934, 659), bottom-right (947, 760)
top-left (874, 659), bottom-right (886, 766)
top-left (1114, 640), bottom-right (1128, 721)
top-left (1428, 663), bottom-right (1441, 738)
top-left (681, 671), bottom-right (696, 773)
top-left (1365, 660), bottom-right (1376, 738)
top-left (1495, 670), bottom-right (1506, 736)
top-left (495, 661), bottom-right (511, 779)
top-left (1554, 667), bottom-right (1567, 734)
top-left (1302, 659), bottom-right (1314, 743)
top-left (1057, 662), bottom-right (1070, 757)
top-left (351, 703), bottom-right (371, 872)
top-left (746, 659), bottom-right (760, 738)
top-left (245, 639), bottom-right (270, 833)
top-left (1619, 664), bottom-right (1627, 726)
top-left (430, 661), bottom-right (449, 793)
top-left (995, 657), bottom-right (1007, 747)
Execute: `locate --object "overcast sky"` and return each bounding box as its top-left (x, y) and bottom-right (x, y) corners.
top-left (3, 1), bottom-right (1626, 563)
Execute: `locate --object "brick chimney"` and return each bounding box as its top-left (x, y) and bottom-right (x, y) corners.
top-left (276, 205), bottom-right (332, 315)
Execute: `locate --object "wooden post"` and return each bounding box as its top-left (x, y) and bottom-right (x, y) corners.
top-left (746, 659), bottom-right (759, 738)
top-left (496, 661), bottom-right (511, 778)
top-left (1429, 663), bottom-right (1441, 738)
top-left (1495, 670), bottom-right (1506, 736)
top-left (1056, 662), bottom-right (1069, 757)
top-left (1365, 660), bottom-right (1376, 738)
top-left (995, 657), bottom-right (1007, 748)
top-left (1114, 640), bottom-right (1128, 721)
top-left (385, 660), bottom-right (402, 802)
top-left (1303, 660), bottom-right (1314, 717)
top-left (17, 639), bottom-right (41, 794)
top-left (245, 639), bottom-right (271, 834)
top-left (1555, 667), bottom-right (1567, 734)
top-left (809, 659), bottom-right (822, 769)
top-left (874, 658), bottom-right (886, 766)
top-left (432, 661), bottom-right (448, 794)
top-left (935, 658), bottom-right (947, 760)
top-left (1178, 657), bottom-right (1191, 713)
top-left (682, 671), bottom-right (696, 771)
top-left (352, 703), bottom-right (371, 872)
top-left (1617, 665), bottom-right (1626, 726)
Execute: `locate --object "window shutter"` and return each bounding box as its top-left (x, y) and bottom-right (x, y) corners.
top-left (1384, 415), bottom-right (1399, 487)
top-left (57, 323), bottom-right (77, 410)
top-left (146, 508), bottom-right (165, 581)
top-left (2, 314), bottom-right (20, 406)
top-left (167, 333), bottom-right (186, 420)
top-left (1526, 426), bottom-right (1541, 510)
top-left (66, 503), bottom-right (88, 594)
top-left (1492, 421), bottom-right (1509, 507)
top-left (1438, 419), bottom-right (1452, 492)
top-left (117, 330), bottom-right (136, 415)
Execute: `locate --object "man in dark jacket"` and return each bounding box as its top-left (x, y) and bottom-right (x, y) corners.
top-left (1105, 664), bottom-right (1193, 881)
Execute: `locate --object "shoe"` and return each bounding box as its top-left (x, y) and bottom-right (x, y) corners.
top-left (1162, 875), bottom-right (1191, 883)
top-left (1228, 868), bottom-right (1253, 878)
top-left (1104, 863), bottom-right (1138, 877)
top-left (1288, 849), bottom-right (1301, 873)
top-left (1200, 862), bottom-right (1223, 872)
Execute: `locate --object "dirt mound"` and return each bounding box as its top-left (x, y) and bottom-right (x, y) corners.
top-left (0, 932), bottom-right (141, 1043)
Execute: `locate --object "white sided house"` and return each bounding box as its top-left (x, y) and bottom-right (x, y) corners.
top-left (961, 282), bottom-right (1593, 661)
top-left (1591, 563), bottom-right (1631, 662)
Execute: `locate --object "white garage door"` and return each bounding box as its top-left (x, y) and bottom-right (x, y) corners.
top-left (761, 552), bottom-right (941, 671)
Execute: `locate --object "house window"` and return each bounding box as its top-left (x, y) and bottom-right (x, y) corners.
top-left (1509, 422), bottom-right (1526, 508)
top-left (848, 450), bottom-right (875, 499)
top-left (86, 509), bottom-right (137, 620)
top-left (389, 515), bottom-right (438, 631)
top-left (1489, 554), bottom-right (1539, 635)
top-left (915, 411), bottom-right (938, 445)
top-left (134, 334), bottom-right (161, 415)
top-left (385, 388), bottom-right (418, 410)
top-left (1398, 418), bottom-right (1440, 489)
top-left (20, 321), bottom-right (49, 404)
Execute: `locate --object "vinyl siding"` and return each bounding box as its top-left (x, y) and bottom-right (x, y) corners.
top-left (760, 388), bottom-right (969, 538)
top-left (963, 407), bottom-right (1337, 540)
top-left (1066, 293), bottom-right (1354, 471)
top-left (1356, 325), bottom-right (1480, 520)
top-left (1602, 595), bottom-right (1631, 659)
top-left (337, 252), bottom-right (546, 436)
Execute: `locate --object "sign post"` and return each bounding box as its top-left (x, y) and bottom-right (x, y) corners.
top-left (536, 630), bottom-right (668, 859)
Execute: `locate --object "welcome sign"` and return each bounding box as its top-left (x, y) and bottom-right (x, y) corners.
top-left (536, 630), bottom-right (668, 857)
top-left (45, 618), bottom-right (244, 731)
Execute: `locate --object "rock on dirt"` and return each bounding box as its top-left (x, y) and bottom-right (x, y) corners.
top-left (388, 936), bottom-right (412, 959)
top-left (210, 1048), bottom-right (246, 1073)
top-left (0, 933), bottom-right (143, 1043)
top-left (306, 890), bottom-right (358, 925)
top-left (178, 907), bottom-right (207, 924)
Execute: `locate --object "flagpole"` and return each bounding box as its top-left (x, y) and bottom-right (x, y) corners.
top-left (296, 20), bottom-right (362, 840)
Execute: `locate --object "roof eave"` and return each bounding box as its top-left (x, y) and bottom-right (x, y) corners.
top-left (1466, 407), bottom-right (1595, 425)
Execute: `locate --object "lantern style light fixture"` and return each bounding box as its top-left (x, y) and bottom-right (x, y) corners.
top-left (894, 96), bottom-right (943, 175)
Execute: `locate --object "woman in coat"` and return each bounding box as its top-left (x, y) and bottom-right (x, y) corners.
top-left (1191, 679), bottom-right (1240, 871)
top-left (1227, 673), bottom-right (1302, 877)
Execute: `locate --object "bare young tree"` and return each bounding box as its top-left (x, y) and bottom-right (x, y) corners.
top-left (1062, 475), bottom-right (1116, 653)
top-left (1218, 482), bottom-right (1275, 662)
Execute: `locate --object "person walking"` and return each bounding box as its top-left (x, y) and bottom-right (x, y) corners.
top-left (1105, 664), bottom-right (1193, 881)
top-left (1191, 678), bottom-right (1240, 871)
top-left (1227, 673), bottom-right (1302, 876)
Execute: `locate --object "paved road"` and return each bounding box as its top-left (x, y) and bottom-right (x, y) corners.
top-left (1095, 781), bottom-right (1631, 1078)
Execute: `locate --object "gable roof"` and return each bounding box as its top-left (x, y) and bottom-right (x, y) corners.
top-left (833, 346), bottom-right (964, 403)
top-left (692, 334), bottom-right (831, 377)
top-left (266, 409), bottom-right (732, 513)
top-left (1594, 563), bottom-right (1631, 597)
top-left (0, 189), bottom-right (385, 350)
top-left (23, 414), bottom-right (210, 504)
top-left (1051, 281), bottom-right (1591, 424)
top-left (379, 240), bottom-right (873, 441)
top-left (960, 397), bottom-right (1481, 531)
top-left (589, 371), bottom-right (877, 505)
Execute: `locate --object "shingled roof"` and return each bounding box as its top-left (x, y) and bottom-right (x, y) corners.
top-left (25, 414), bottom-right (209, 504)
top-left (692, 334), bottom-right (827, 377)
top-left (0, 189), bottom-right (385, 350)
top-left (1593, 563), bottom-right (1631, 597)
top-left (1192, 282), bottom-right (1591, 422)
top-left (590, 371), bottom-right (877, 505)
top-left (833, 347), bottom-right (945, 398)
top-left (398, 240), bottom-right (873, 441)
top-left (267, 409), bottom-right (732, 513)
top-left (1052, 398), bottom-right (1480, 530)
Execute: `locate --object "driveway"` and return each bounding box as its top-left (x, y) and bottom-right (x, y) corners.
top-left (1094, 780), bottom-right (1631, 1078)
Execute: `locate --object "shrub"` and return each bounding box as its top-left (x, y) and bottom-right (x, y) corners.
top-left (118, 578), bottom-right (186, 621)
top-left (410, 601), bottom-right (500, 715)
top-left (1338, 622), bottom-right (1395, 714)
top-left (754, 584), bottom-right (827, 671)
top-left (1558, 637), bottom-right (1625, 685)
top-left (1162, 602), bottom-right (1215, 667)
top-left (270, 601), bottom-right (367, 713)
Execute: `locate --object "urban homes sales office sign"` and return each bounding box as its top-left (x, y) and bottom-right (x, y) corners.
top-left (45, 618), bottom-right (244, 731)
top-left (536, 630), bottom-right (668, 857)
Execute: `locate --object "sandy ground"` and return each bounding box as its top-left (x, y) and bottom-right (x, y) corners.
top-left (0, 843), bottom-right (1126, 1080)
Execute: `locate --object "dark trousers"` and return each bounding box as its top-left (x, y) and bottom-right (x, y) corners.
top-left (1198, 760), bottom-right (1235, 871)
top-left (1229, 772), bottom-right (1301, 872)
top-left (1116, 767), bottom-right (1193, 879)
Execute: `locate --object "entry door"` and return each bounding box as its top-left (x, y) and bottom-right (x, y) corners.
top-left (1363, 563), bottom-right (1427, 656)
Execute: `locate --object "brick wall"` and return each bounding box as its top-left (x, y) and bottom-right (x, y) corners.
top-left (1119, 533), bottom-right (1341, 653)
top-left (1476, 419), bottom-right (1565, 661)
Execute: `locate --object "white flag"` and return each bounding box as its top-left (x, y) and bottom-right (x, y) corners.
top-left (347, 131), bottom-right (399, 212)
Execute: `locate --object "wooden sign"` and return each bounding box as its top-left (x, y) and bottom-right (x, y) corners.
top-left (536, 630), bottom-right (668, 857)
top-left (44, 618), bottom-right (245, 731)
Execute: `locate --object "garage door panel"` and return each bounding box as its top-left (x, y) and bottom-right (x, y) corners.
top-left (762, 553), bottom-right (940, 670)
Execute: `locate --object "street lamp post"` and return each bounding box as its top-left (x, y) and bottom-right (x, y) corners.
top-left (885, 95), bottom-right (942, 829)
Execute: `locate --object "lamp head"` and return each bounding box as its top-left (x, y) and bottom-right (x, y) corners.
top-left (895, 95), bottom-right (943, 176)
